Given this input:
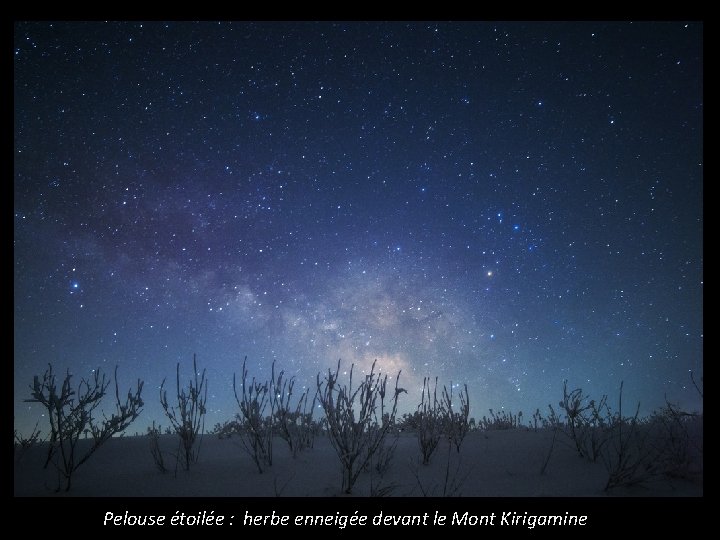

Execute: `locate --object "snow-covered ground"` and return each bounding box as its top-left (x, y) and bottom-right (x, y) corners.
top-left (14, 424), bottom-right (702, 497)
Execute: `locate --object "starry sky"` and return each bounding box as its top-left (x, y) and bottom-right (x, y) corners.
top-left (14, 21), bottom-right (703, 436)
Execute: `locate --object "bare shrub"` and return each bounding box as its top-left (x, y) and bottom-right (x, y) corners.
top-left (234, 357), bottom-right (273, 473)
top-left (478, 408), bottom-right (523, 430)
top-left (25, 364), bottom-right (144, 491)
top-left (558, 381), bottom-right (614, 462)
top-left (398, 411), bottom-right (420, 432)
top-left (416, 377), bottom-right (444, 464)
top-left (147, 421), bottom-right (168, 473)
top-left (647, 398), bottom-right (702, 481)
top-left (316, 359), bottom-right (405, 494)
top-left (271, 364), bottom-right (317, 458)
top-left (531, 408), bottom-right (543, 432)
top-left (233, 358), bottom-right (318, 473)
top-left (442, 382), bottom-right (470, 452)
top-left (160, 354), bottom-right (208, 472)
top-left (296, 409), bottom-right (321, 450)
top-left (213, 417), bottom-right (243, 439)
top-left (559, 380), bottom-right (595, 458)
top-left (555, 379), bottom-right (701, 489)
top-left (600, 382), bottom-right (660, 490)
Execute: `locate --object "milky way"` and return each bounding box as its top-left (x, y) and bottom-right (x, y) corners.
top-left (14, 21), bottom-right (703, 434)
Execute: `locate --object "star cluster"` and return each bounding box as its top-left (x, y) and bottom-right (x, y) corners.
top-left (14, 21), bottom-right (703, 434)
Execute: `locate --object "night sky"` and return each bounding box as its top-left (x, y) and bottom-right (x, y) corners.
top-left (14, 21), bottom-right (703, 436)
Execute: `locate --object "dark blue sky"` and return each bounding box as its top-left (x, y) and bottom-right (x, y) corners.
top-left (14, 21), bottom-right (703, 435)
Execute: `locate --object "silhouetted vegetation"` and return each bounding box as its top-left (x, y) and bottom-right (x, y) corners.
top-left (160, 354), bottom-right (207, 472)
top-left (316, 359), bottom-right (405, 494)
top-left (25, 364), bottom-right (143, 491)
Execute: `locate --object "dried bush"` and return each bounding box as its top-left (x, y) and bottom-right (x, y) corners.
top-left (442, 382), bottom-right (470, 452)
top-left (234, 357), bottom-right (273, 473)
top-left (398, 411), bottom-right (420, 432)
top-left (478, 408), bottom-right (523, 430)
top-left (642, 396), bottom-right (703, 482)
top-left (147, 421), bottom-right (168, 473)
top-left (416, 377), bottom-right (444, 464)
top-left (25, 364), bottom-right (144, 491)
top-left (553, 379), bottom-right (699, 489)
top-left (559, 380), bottom-right (595, 457)
top-left (316, 359), bottom-right (405, 494)
top-left (531, 408), bottom-right (543, 432)
top-left (270, 364), bottom-right (317, 458)
top-left (557, 381), bottom-right (616, 462)
top-left (232, 358), bottom-right (319, 473)
top-left (409, 378), bottom-right (470, 464)
top-left (600, 382), bottom-right (660, 490)
top-left (212, 417), bottom-right (243, 439)
top-left (160, 354), bottom-right (208, 472)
